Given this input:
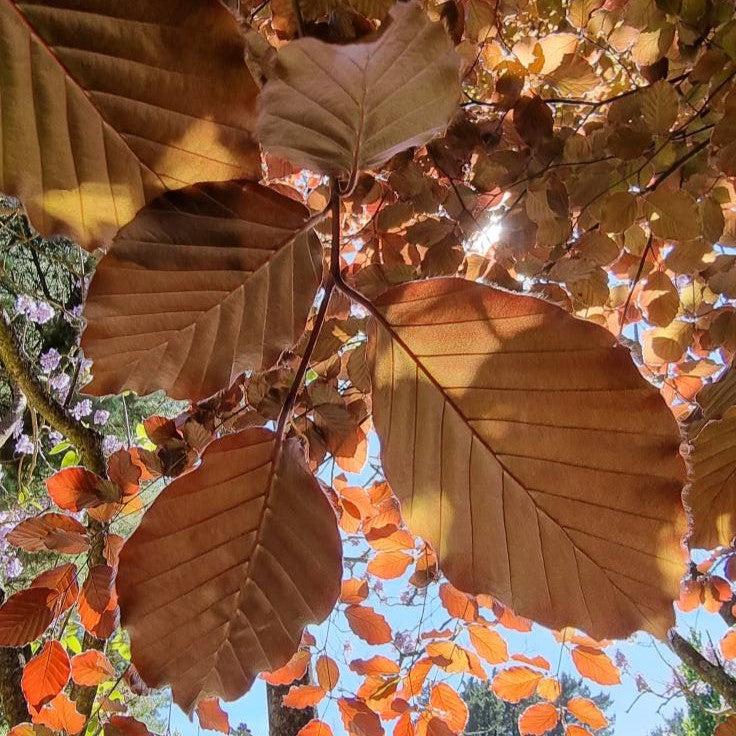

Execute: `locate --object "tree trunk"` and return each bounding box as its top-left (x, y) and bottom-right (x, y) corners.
top-left (266, 675), bottom-right (315, 736)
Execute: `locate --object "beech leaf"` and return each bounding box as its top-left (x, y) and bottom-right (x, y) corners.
top-left (21, 640), bottom-right (70, 710)
top-left (0, 587), bottom-right (55, 646)
top-left (257, 1), bottom-right (460, 183)
top-left (117, 428), bottom-right (342, 711)
top-left (368, 278), bottom-right (686, 640)
top-left (0, 0), bottom-right (259, 248)
top-left (82, 181), bottom-right (322, 401)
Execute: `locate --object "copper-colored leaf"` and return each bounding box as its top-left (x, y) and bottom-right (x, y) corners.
top-left (368, 277), bottom-right (686, 639)
top-left (262, 650), bottom-right (311, 686)
top-left (46, 467), bottom-right (108, 511)
top-left (33, 693), bottom-right (85, 735)
top-left (196, 698), bottom-right (230, 734)
top-left (257, 1), bottom-right (460, 183)
top-left (367, 551), bottom-right (413, 580)
top-left (426, 641), bottom-right (486, 678)
top-left (30, 563), bottom-right (79, 618)
top-left (686, 407), bottom-right (736, 548)
top-left (349, 656), bottom-right (400, 677)
top-left (468, 624), bottom-right (508, 664)
top-left (7, 513), bottom-right (88, 554)
top-left (491, 667), bottom-right (544, 703)
top-left (82, 181), bottom-right (322, 401)
top-left (0, 587), bottom-right (54, 646)
top-left (283, 685), bottom-right (326, 709)
top-left (340, 578), bottom-right (369, 605)
top-left (117, 428), bottom-right (341, 711)
top-left (536, 677), bottom-right (561, 702)
top-left (71, 650), bottom-right (116, 686)
top-left (0, 0), bottom-right (259, 248)
top-left (103, 715), bottom-right (154, 736)
top-left (439, 583), bottom-right (478, 622)
top-left (345, 605), bottom-right (393, 645)
top-left (298, 720), bottom-right (334, 736)
top-left (566, 697), bottom-right (608, 730)
top-left (518, 703), bottom-right (559, 736)
top-left (338, 698), bottom-right (384, 736)
top-left (81, 565), bottom-right (116, 614)
top-left (570, 646), bottom-right (620, 685)
top-left (22, 640), bottom-right (70, 709)
top-left (721, 629), bottom-right (736, 659)
top-left (316, 655), bottom-right (340, 691)
top-left (429, 682), bottom-right (468, 732)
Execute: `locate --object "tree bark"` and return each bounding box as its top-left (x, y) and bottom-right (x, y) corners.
top-left (669, 630), bottom-right (736, 710)
top-left (0, 589), bottom-right (29, 727)
top-left (266, 676), bottom-right (315, 736)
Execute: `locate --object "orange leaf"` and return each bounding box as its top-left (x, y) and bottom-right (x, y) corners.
top-left (429, 683), bottom-right (468, 732)
top-left (262, 650), bottom-right (311, 685)
top-left (426, 641), bottom-right (486, 679)
top-left (71, 650), bottom-right (115, 686)
top-left (365, 526), bottom-right (415, 552)
top-left (33, 693), bottom-right (85, 735)
top-left (716, 715), bottom-right (736, 736)
top-left (345, 605), bottom-right (393, 645)
top-left (350, 656), bottom-right (400, 677)
top-left (468, 625), bottom-right (508, 664)
top-left (400, 658), bottom-right (433, 699)
top-left (7, 513), bottom-right (89, 554)
top-left (518, 703), bottom-right (559, 735)
top-left (341, 578), bottom-right (369, 604)
top-left (46, 467), bottom-right (110, 511)
top-left (298, 720), bottom-right (334, 736)
top-left (31, 564), bottom-right (79, 618)
top-left (283, 685), bottom-right (327, 709)
top-left (8, 725), bottom-right (37, 736)
top-left (491, 667), bottom-right (543, 703)
top-left (22, 640), bottom-right (70, 709)
top-left (107, 449), bottom-right (142, 497)
top-left (338, 698), bottom-right (384, 736)
top-left (439, 583), bottom-right (478, 622)
top-left (566, 697), bottom-right (608, 730)
top-left (536, 677), bottom-right (561, 702)
top-left (196, 698), bottom-right (230, 733)
top-left (394, 713), bottom-right (415, 736)
top-left (316, 655), bottom-right (340, 691)
top-left (571, 647), bottom-right (620, 686)
top-left (368, 551), bottom-right (413, 580)
top-left (0, 587), bottom-right (55, 646)
top-left (512, 654), bottom-right (550, 670)
top-left (490, 601), bottom-right (533, 632)
top-left (722, 629), bottom-right (736, 659)
top-left (564, 727), bottom-right (593, 736)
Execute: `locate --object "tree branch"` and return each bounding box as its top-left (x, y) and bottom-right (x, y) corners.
top-left (0, 311), bottom-right (107, 726)
top-left (669, 630), bottom-right (736, 710)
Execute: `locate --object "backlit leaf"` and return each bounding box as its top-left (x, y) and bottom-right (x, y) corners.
top-left (33, 693), bottom-right (85, 735)
top-left (570, 646), bottom-right (621, 685)
top-left (21, 640), bottom-right (70, 709)
top-left (429, 682), bottom-right (468, 732)
top-left (258, 1), bottom-right (460, 183)
top-left (316, 655), bottom-right (340, 691)
top-left (283, 685), bottom-right (327, 709)
top-left (0, 587), bottom-right (54, 646)
top-left (491, 667), bottom-right (544, 702)
top-left (468, 625), bottom-right (508, 665)
top-left (196, 698), bottom-right (230, 734)
top-left (82, 182), bottom-right (322, 401)
top-left (0, 0), bottom-right (259, 248)
top-left (70, 650), bottom-right (116, 686)
top-left (368, 277), bottom-right (686, 640)
top-left (345, 605), bottom-right (393, 645)
top-left (298, 721), bottom-right (334, 736)
top-left (117, 428), bottom-right (341, 711)
top-left (7, 513), bottom-right (88, 554)
top-left (338, 698), bottom-right (384, 736)
top-left (518, 703), bottom-right (559, 736)
top-left (566, 697), bottom-right (608, 730)
top-left (30, 564), bottom-right (79, 619)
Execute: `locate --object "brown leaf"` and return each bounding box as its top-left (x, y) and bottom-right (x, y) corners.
top-left (7, 513), bottom-right (88, 554)
top-left (686, 407), bottom-right (736, 548)
top-left (46, 467), bottom-right (109, 511)
top-left (0, 0), bottom-right (259, 248)
top-left (0, 587), bottom-right (55, 646)
top-left (258, 2), bottom-right (460, 182)
top-left (345, 605), bottom-right (393, 645)
top-left (30, 563), bottom-right (79, 619)
top-left (21, 640), bottom-right (70, 709)
top-left (103, 715), bottom-right (154, 736)
top-left (117, 428), bottom-right (341, 711)
top-left (82, 182), bottom-right (322, 401)
top-left (368, 277), bottom-right (686, 640)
